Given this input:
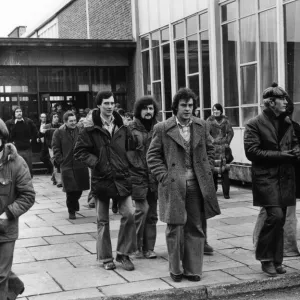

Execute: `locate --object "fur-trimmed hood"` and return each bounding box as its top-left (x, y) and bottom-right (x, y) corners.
top-left (1, 143), bottom-right (18, 164)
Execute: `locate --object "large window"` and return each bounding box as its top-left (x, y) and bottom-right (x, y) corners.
top-left (221, 0), bottom-right (277, 126)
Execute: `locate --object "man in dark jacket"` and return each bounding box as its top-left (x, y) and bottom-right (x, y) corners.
top-left (244, 82), bottom-right (300, 277)
top-left (52, 111), bottom-right (89, 219)
top-left (127, 96), bottom-right (158, 259)
top-left (0, 118), bottom-right (35, 299)
top-left (74, 91), bottom-right (136, 272)
top-left (147, 88), bottom-right (220, 282)
top-left (5, 106), bottom-right (37, 177)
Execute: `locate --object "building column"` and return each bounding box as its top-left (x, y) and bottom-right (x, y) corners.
top-left (86, 0), bottom-right (90, 39)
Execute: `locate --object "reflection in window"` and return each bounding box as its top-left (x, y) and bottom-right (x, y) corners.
top-left (222, 22), bottom-right (239, 107)
top-left (141, 36), bottom-right (150, 49)
top-left (161, 28), bottom-right (169, 43)
top-left (242, 106), bottom-right (258, 126)
top-left (142, 51), bottom-right (151, 95)
top-left (152, 47), bottom-right (161, 80)
top-left (240, 16), bottom-right (256, 63)
top-left (163, 44), bottom-right (172, 111)
top-left (201, 31), bottom-right (211, 109)
top-left (199, 13), bottom-right (208, 31)
top-left (153, 82), bottom-right (162, 110)
top-left (260, 9), bottom-right (277, 95)
top-left (259, 0), bottom-right (276, 10)
top-left (188, 75), bottom-right (199, 104)
top-left (241, 65), bottom-right (257, 104)
top-left (240, 0), bottom-right (255, 17)
top-left (284, 1), bottom-right (300, 106)
top-left (187, 15), bottom-right (198, 35)
top-left (225, 107), bottom-right (239, 127)
top-left (221, 1), bottom-right (237, 22)
top-left (188, 35), bottom-right (198, 74)
top-left (151, 31), bottom-right (160, 47)
top-left (175, 40), bottom-right (186, 89)
top-left (174, 22), bottom-right (184, 39)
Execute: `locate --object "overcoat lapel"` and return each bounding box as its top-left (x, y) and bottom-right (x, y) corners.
top-left (165, 117), bottom-right (185, 149)
top-left (192, 119), bottom-right (203, 149)
top-left (261, 112), bottom-right (278, 143)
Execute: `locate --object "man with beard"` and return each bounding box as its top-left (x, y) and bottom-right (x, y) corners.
top-left (0, 118), bottom-right (35, 298)
top-left (127, 96), bottom-right (159, 259)
top-left (52, 111), bottom-right (89, 219)
top-left (74, 91), bottom-right (136, 271)
top-left (147, 88), bottom-right (220, 282)
top-left (5, 107), bottom-right (37, 177)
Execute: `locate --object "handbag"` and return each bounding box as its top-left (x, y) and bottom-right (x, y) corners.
top-left (225, 146), bottom-right (234, 164)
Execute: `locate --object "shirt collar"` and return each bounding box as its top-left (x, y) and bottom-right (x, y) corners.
top-left (175, 117), bottom-right (192, 128)
top-left (15, 118), bottom-right (24, 124)
top-left (100, 114), bottom-right (115, 126)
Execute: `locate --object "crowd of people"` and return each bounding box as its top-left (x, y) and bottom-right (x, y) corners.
top-left (0, 82), bottom-right (300, 297)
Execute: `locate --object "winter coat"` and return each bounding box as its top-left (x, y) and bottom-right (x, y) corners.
top-left (52, 124), bottom-right (89, 193)
top-left (74, 109), bottom-right (132, 199)
top-left (44, 123), bottom-right (62, 149)
top-left (147, 116), bottom-right (221, 225)
top-left (244, 108), bottom-right (299, 207)
top-left (0, 143), bottom-right (35, 242)
top-left (127, 118), bottom-right (158, 200)
top-left (206, 115), bottom-right (234, 174)
top-left (5, 117), bottom-right (38, 150)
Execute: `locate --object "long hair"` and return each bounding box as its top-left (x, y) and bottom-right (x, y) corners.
top-left (134, 96), bottom-right (159, 119)
top-left (171, 88), bottom-right (197, 115)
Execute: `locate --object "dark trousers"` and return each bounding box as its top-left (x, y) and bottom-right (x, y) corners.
top-left (134, 190), bottom-right (158, 251)
top-left (18, 149), bottom-right (33, 178)
top-left (213, 170), bottom-right (230, 197)
top-left (166, 179), bottom-right (205, 276)
top-left (66, 191), bottom-right (82, 214)
top-left (0, 241), bottom-right (24, 300)
top-left (256, 206), bottom-right (287, 265)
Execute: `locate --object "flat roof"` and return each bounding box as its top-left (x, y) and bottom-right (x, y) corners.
top-left (0, 38), bottom-right (136, 49)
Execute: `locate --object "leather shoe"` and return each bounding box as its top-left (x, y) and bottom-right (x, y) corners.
top-left (116, 254), bottom-right (134, 271)
top-left (183, 274), bottom-right (201, 281)
top-left (69, 213), bottom-right (76, 220)
top-left (204, 242), bottom-right (214, 255)
top-left (275, 265), bottom-right (287, 274)
top-left (261, 261), bottom-right (277, 277)
top-left (170, 272), bottom-right (183, 282)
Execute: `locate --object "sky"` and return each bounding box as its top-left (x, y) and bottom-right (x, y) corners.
top-left (0, 0), bottom-right (68, 37)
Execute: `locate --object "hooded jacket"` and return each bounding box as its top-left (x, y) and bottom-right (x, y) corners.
top-left (0, 143), bottom-right (35, 242)
top-left (74, 109), bottom-right (132, 198)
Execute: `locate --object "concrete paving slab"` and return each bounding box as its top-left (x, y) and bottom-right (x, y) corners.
top-left (222, 235), bottom-right (254, 250)
top-left (13, 248), bottom-right (36, 264)
top-left (220, 215), bottom-right (257, 225)
top-left (28, 288), bottom-right (104, 300)
top-left (44, 233), bottom-right (95, 245)
top-left (78, 240), bottom-right (97, 254)
top-left (19, 272), bottom-right (62, 296)
top-left (28, 243), bottom-right (91, 260)
top-left (207, 228), bottom-right (237, 240)
top-left (214, 223), bottom-right (255, 237)
top-left (100, 279), bottom-right (173, 296)
top-left (15, 237), bottom-right (49, 248)
top-left (25, 219), bottom-right (71, 228)
top-left (221, 207), bottom-right (259, 217)
top-left (13, 258), bottom-right (74, 275)
top-left (218, 248), bottom-right (260, 266)
top-left (48, 266), bottom-right (126, 290)
top-left (67, 254), bottom-right (98, 268)
top-left (19, 227), bottom-right (63, 239)
top-left (55, 223), bottom-right (97, 234)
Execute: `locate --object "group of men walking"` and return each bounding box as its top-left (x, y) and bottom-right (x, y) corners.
top-left (1, 81), bottom-right (300, 298)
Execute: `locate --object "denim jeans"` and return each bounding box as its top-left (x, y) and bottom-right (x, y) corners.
top-left (0, 241), bottom-right (24, 300)
top-left (256, 206), bottom-right (287, 265)
top-left (166, 179), bottom-right (205, 276)
top-left (134, 190), bottom-right (158, 251)
top-left (18, 148), bottom-right (33, 178)
top-left (66, 191), bottom-right (82, 213)
top-left (95, 195), bottom-right (137, 263)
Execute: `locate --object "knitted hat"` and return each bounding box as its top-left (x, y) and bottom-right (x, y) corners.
top-left (263, 82), bottom-right (288, 99)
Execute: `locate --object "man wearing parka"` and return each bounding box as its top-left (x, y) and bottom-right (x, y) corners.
top-left (52, 111), bottom-right (89, 220)
top-left (244, 82), bottom-right (300, 277)
top-left (0, 118), bottom-right (35, 299)
top-left (147, 88), bottom-right (221, 282)
top-left (74, 91), bottom-right (136, 272)
top-left (127, 96), bottom-right (159, 259)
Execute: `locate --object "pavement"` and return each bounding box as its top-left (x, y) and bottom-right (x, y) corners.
top-left (13, 175), bottom-right (300, 299)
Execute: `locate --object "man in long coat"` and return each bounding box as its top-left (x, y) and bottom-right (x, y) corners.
top-left (244, 82), bottom-right (300, 276)
top-left (52, 111), bottom-right (89, 219)
top-left (147, 88), bottom-right (221, 282)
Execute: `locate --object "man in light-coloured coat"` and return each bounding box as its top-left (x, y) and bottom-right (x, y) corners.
top-left (147, 88), bottom-right (221, 282)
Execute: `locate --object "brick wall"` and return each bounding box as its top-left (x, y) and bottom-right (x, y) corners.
top-left (58, 0), bottom-right (87, 39)
top-left (88, 0), bottom-right (132, 40)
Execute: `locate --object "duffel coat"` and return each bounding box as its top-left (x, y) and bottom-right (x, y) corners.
top-left (0, 143), bottom-right (35, 242)
top-left (147, 116), bottom-right (221, 225)
top-left (52, 124), bottom-right (89, 193)
top-left (74, 109), bottom-right (132, 198)
top-left (244, 108), bottom-right (299, 207)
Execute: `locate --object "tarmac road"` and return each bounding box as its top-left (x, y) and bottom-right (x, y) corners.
top-left (214, 286), bottom-right (300, 300)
